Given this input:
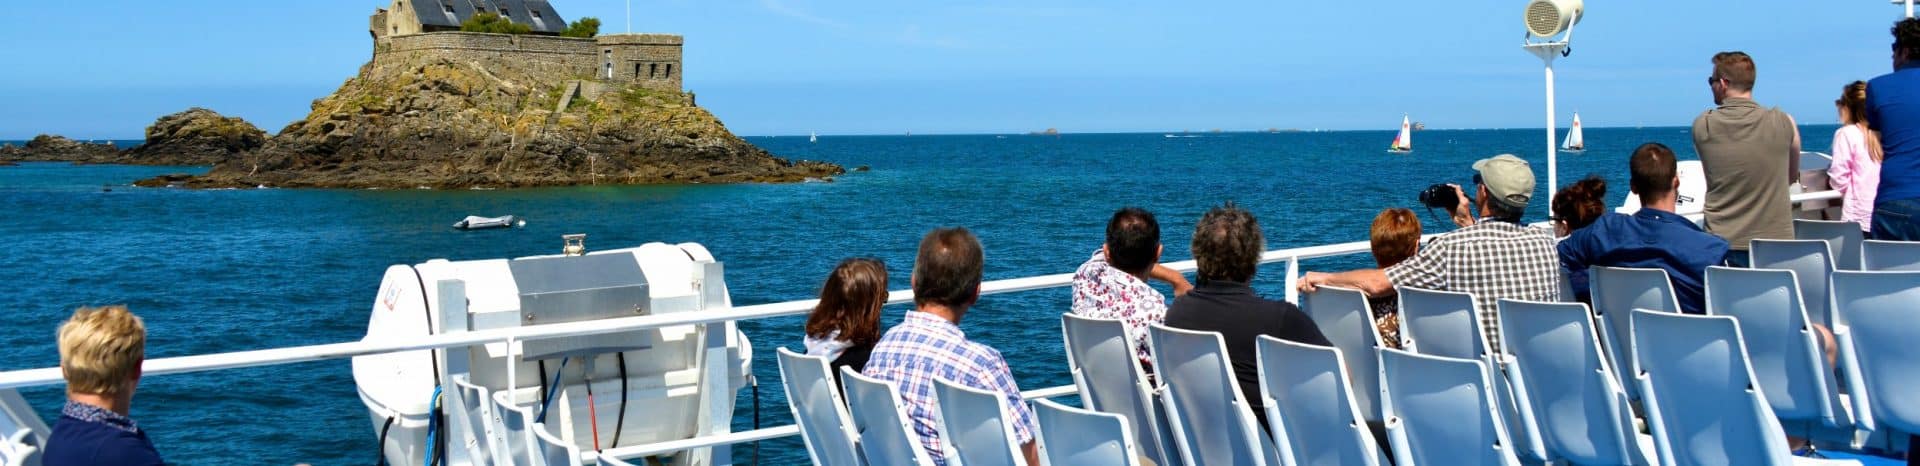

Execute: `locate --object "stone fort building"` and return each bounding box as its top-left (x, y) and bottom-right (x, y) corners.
top-left (368, 0), bottom-right (684, 90)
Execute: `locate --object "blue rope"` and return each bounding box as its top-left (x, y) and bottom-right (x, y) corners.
top-left (424, 385), bottom-right (442, 466)
top-left (536, 357), bottom-right (569, 423)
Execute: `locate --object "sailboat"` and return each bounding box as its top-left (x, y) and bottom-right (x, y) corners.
top-left (1387, 114), bottom-right (1413, 154)
top-left (1561, 113), bottom-right (1585, 153)
top-left (809, 131), bottom-right (818, 143)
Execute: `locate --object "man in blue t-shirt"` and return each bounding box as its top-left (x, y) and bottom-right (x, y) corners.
top-left (42, 305), bottom-right (164, 466)
top-left (1868, 18), bottom-right (1920, 240)
top-left (1559, 143), bottom-right (1729, 314)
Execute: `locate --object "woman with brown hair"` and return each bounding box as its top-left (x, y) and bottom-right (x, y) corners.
top-left (1829, 80), bottom-right (1884, 234)
top-left (1550, 176), bottom-right (1610, 238)
top-left (803, 258), bottom-right (889, 373)
top-left (1369, 208), bottom-right (1420, 349)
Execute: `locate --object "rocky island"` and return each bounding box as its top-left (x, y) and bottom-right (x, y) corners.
top-left (10, 0), bottom-right (841, 189)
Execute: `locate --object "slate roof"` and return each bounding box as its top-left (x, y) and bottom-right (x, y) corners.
top-left (406, 0), bottom-right (567, 34)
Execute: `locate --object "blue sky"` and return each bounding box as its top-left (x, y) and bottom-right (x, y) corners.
top-left (0, 1), bottom-right (1907, 138)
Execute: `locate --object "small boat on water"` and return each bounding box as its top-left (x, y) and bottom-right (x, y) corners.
top-left (451, 215), bottom-right (523, 230)
top-left (1561, 112), bottom-right (1586, 153)
top-left (1388, 114), bottom-right (1413, 154)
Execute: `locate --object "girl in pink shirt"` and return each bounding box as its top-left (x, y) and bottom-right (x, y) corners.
top-left (1829, 80), bottom-right (1884, 233)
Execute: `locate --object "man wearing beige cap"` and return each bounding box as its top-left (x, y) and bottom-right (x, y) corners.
top-left (1299, 154), bottom-right (1561, 353)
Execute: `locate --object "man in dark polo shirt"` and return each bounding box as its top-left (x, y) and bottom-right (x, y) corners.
top-left (43, 305), bottom-right (163, 466)
top-left (1870, 18), bottom-right (1920, 241)
top-left (1163, 203), bottom-right (1330, 431)
top-left (1558, 143), bottom-right (1730, 314)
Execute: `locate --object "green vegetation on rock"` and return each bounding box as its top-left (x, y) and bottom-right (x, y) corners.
top-left (460, 12), bottom-right (532, 35)
top-left (561, 17), bottom-right (600, 38)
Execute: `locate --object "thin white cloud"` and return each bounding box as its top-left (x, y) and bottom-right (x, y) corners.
top-left (899, 24), bottom-right (969, 50)
top-left (759, 0), bottom-right (846, 29)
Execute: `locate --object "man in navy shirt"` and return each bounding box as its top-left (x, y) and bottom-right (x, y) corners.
top-left (1869, 18), bottom-right (1920, 241)
top-left (43, 305), bottom-right (164, 466)
top-left (1558, 143), bottom-right (1729, 314)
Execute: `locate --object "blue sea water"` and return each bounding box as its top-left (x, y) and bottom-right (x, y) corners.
top-left (0, 126), bottom-right (1841, 465)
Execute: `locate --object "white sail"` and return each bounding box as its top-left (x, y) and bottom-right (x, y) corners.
top-left (1390, 115), bottom-right (1412, 152)
top-left (1562, 113), bottom-right (1584, 151)
top-left (810, 131), bottom-right (818, 143)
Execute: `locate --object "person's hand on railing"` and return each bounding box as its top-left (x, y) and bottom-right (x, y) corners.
top-left (1151, 264), bottom-right (1194, 296)
top-left (1297, 271), bottom-right (1331, 294)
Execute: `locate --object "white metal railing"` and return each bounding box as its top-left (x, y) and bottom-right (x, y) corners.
top-left (0, 189), bottom-right (1843, 462)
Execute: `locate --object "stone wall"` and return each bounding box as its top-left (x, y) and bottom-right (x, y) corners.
top-left (597, 34), bottom-right (684, 91)
top-left (380, 32), bottom-right (601, 78)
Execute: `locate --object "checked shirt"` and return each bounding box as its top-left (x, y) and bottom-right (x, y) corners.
top-left (863, 310), bottom-right (1034, 465)
top-left (1385, 218), bottom-right (1561, 354)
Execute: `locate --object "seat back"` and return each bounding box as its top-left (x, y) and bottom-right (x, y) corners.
top-left (841, 367), bottom-right (937, 466)
top-left (1588, 266), bottom-right (1679, 398)
top-left (533, 422), bottom-right (582, 466)
top-left (1033, 398), bottom-right (1143, 466)
top-left (1631, 310), bottom-right (1795, 466)
top-left (1397, 286), bottom-right (1490, 360)
top-left (1060, 313), bottom-right (1172, 466)
top-left (451, 375), bottom-right (503, 466)
top-left (776, 348), bottom-right (863, 466)
top-left (1498, 299), bottom-right (1644, 465)
top-left (1750, 239), bottom-right (1838, 330)
top-left (0, 389), bottom-right (45, 466)
top-left (1301, 286), bottom-right (1384, 422)
top-left (1703, 266), bottom-right (1847, 427)
top-left (1795, 219), bottom-right (1865, 271)
top-left (1862, 240), bottom-right (1920, 271)
top-left (1832, 270), bottom-right (1920, 434)
top-left (1256, 336), bottom-right (1384, 466)
top-left (933, 378), bottom-right (1022, 466)
top-left (493, 390), bottom-right (544, 466)
top-left (1377, 348), bottom-right (1521, 466)
top-left (1146, 324), bottom-right (1270, 466)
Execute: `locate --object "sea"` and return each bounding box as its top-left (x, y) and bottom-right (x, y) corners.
top-left (0, 126), bottom-right (1843, 465)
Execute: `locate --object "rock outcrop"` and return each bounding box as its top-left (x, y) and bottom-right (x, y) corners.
top-left (0, 135), bottom-right (122, 163)
top-left (124, 108), bottom-right (267, 165)
top-left (162, 54), bottom-right (839, 189)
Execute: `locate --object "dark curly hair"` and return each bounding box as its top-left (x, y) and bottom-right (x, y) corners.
top-left (1896, 18), bottom-right (1920, 64)
top-left (1192, 202), bottom-right (1263, 283)
top-left (1551, 176), bottom-right (1608, 232)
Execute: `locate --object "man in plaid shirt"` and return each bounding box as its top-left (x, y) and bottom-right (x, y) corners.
top-left (1299, 154), bottom-right (1561, 354)
top-left (864, 227), bottom-right (1037, 465)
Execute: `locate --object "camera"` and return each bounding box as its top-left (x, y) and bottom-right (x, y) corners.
top-left (1418, 184), bottom-right (1459, 210)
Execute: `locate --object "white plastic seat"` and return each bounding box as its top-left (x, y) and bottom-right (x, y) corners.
top-left (1032, 398), bottom-right (1143, 466)
top-left (933, 377), bottom-right (1023, 466)
top-left (534, 421), bottom-right (582, 466)
top-left (1059, 314), bottom-right (1176, 466)
top-left (450, 375), bottom-right (505, 466)
top-left (1861, 240), bottom-right (1920, 271)
top-left (493, 390), bottom-right (545, 466)
top-left (1146, 324), bottom-right (1273, 466)
top-left (1300, 286), bottom-right (1385, 423)
top-left (1394, 287), bottom-right (1548, 462)
top-left (840, 367), bottom-right (937, 466)
top-left (1588, 266), bottom-right (1680, 399)
top-left (1377, 348), bottom-right (1522, 466)
top-left (1498, 299), bottom-right (1655, 466)
top-left (776, 348), bottom-right (864, 466)
top-left (1630, 310), bottom-right (1862, 466)
top-left (1796, 219), bottom-right (1865, 271)
top-left (1255, 336), bottom-right (1385, 466)
top-left (1832, 270), bottom-right (1920, 437)
top-left (1704, 267), bottom-right (1857, 435)
top-left (1397, 286), bottom-right (1490, 358)
top-left (1750, 239), bottom-right (1839, 330)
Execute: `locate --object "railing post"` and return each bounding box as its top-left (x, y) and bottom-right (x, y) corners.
top-left (1285, 256), bottom-right (1301, 304)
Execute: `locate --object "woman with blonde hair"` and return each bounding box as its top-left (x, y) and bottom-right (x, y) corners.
top-left (1829, 80), bottom-right (1884, 234)
top-left (803, 258), bottom-right (889, 373)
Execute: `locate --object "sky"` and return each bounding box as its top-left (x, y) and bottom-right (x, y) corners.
top-left (0, 1), bottom-right (1909, 138)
